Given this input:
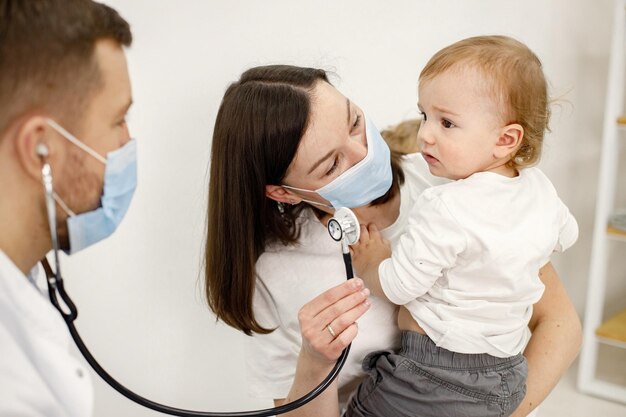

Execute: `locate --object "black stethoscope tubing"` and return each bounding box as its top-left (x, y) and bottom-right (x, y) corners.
top-left (39, 153), bottom-right (354, 416)
top-left (41, 258), bottom-right (351, 417)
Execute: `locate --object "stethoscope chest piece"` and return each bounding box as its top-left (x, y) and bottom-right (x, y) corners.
top-left (328, 207), bottom-right (360, 245)
top-left (327, 218), bottom-right (343, 242)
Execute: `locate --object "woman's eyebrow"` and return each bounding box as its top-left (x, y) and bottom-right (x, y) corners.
top-left (346, 98), bottom-right (351, 125)
top-left (307, 149), bottom-right (334, 175)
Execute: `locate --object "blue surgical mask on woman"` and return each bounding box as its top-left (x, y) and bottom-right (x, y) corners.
top-left (283, 113), bottom-right (392, 209)
top-left (46, 119), bottom-right (137, 254)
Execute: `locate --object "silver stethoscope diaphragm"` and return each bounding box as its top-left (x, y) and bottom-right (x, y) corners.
top-left (327, 207), bottom-right (359, 280)
top-left (327, 207), bottom-right (360, 245)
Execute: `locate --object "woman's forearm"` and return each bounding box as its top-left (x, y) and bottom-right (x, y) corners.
top-left (274, 351), bottom-right (340, 417)
top-left (510, 262), bottom-right (582, 417)
top-left (512, 307), bottom-right (582, 416)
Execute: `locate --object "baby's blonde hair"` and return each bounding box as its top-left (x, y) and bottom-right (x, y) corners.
top-left (419, 35), bottom-right (550, 169)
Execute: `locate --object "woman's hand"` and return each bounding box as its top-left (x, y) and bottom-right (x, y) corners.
top-left (298, 278), bottom-right (371, 364)
top-left (275, 233), bottom-right (374, 416)
top-left (276, 280), bottom-right (370, 416)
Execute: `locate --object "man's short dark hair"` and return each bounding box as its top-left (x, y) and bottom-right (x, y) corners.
top-left (0, 0), bottom-right (132, 135)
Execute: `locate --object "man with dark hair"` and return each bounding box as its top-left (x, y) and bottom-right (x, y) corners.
top-left (0, 1), bottom-right (134, 415)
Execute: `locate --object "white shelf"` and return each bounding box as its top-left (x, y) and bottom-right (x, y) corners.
top-left (579, 379), bottom-right (626, 406)
top-left (577, 0), bottom-right (626, 405)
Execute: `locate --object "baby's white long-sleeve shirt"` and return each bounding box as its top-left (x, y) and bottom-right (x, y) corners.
top-left (379, 167), bottom-right (578, 357)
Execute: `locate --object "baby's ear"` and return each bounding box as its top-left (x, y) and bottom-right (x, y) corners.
top-left (495, 123), bottom-right (524, 159)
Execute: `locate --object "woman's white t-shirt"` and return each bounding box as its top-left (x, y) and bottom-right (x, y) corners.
top-left (246, 153), bottom-right (445, 402)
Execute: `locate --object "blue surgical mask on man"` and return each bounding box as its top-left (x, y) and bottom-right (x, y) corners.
top-left (283, 113), bottom-right (392, 209)
top-left (46, 119), bottom-right (137, 254)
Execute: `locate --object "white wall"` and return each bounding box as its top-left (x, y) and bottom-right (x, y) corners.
top-left (59, 0), bottom-right (621, 415)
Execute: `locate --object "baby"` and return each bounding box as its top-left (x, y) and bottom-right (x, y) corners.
top-left (345, 35), bottom-right (578, 417)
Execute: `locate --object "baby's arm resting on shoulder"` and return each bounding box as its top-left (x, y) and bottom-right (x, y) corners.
top-left (351, 223), bottom-right (391, 298)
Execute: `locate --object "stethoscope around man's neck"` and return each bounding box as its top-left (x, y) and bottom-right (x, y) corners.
top-left (36, 143), bottom-right (361, 417)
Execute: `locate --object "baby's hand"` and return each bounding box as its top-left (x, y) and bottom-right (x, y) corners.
top-left (351, 223), bottom-right (391, 293)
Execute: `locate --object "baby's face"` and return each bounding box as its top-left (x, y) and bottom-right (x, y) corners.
top-left (417, 68), bottom-right (506, 180)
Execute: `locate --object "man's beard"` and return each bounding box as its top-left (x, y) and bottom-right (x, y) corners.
top-left (51, 147), bottom-right (103, 252)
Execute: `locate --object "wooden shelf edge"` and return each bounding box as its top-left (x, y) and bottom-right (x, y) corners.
top-left (607, 225), bottom-right (626, 235)
top-left (596, 308), bottom-right (626, 346)
top-left (609, 211), bottom-right (626, 230)
top-left (607, 226), bottom-right (626, 243)
top-left (596, 336), bottom-right (626, 349)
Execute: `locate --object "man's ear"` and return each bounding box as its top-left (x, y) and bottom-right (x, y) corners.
top-left (12, 116), bottom-right (59, 181)
top-left (494, 123), bottom-right (524, 159)
top-left (265, 184), bottom-right (299, 204)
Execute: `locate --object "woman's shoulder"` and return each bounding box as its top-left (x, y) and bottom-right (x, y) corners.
top-left (253, 208), bottom-right (347, 325)
top-left (260, 209), bottom-right (330, 255)
top-left (256, 209), bottom-right (342, 284)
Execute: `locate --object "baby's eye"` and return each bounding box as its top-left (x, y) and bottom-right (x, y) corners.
top-left (419, 111), bottom-right (427, 121)
top-left (442, 119), bottom-right (455, 128)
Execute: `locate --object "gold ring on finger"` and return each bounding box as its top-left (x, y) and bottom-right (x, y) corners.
top-left (326, 324), bottom-right (337, 338)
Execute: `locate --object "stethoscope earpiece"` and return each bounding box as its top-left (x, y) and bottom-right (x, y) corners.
top-left (36, 143), bottom-right (49, 158)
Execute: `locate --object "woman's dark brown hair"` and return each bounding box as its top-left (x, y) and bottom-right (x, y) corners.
top-left (205, 65), bottom-right (405, 335)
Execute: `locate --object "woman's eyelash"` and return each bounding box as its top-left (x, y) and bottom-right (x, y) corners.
top-left (326, 156), bottom-right (339, 176)
top-left (325, 114), bottom-right (360, 176)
